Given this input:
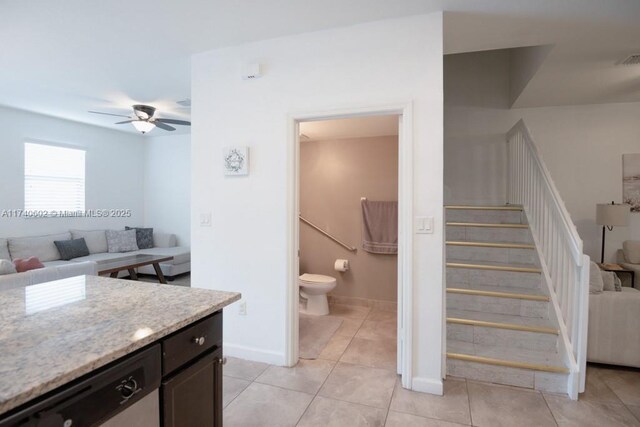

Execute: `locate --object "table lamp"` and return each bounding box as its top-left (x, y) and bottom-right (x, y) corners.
top-left (596, 202), bottom-right (630, 263)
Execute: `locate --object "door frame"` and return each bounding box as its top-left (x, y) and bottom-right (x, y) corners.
top-left (285, 103), bottom-right (414, 389)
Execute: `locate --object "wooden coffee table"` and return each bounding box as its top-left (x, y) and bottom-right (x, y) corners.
top-left (598, 263), bottom-right (636, 288)
top-left (97, 254), bottom-right (174, 284)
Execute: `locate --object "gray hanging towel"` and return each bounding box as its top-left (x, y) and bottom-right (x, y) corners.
top-left (361, 200), bottom-right (398, 254)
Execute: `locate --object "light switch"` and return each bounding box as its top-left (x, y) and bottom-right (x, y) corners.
top-left (415, 216), bottom-right (434, 234)
top-left (200, 212), bottom-right (212, 227)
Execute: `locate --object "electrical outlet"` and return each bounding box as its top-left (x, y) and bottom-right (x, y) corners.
top-left (200, 212), bottom-right (212, 227)
top-left (238, 302), bottom-right (247, 316)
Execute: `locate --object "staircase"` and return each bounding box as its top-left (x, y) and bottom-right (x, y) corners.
top-left (445, 205), bottom-right (570, 394)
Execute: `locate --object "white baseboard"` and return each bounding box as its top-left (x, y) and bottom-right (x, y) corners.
top-left (223, 342), bottom-right (285, 365)
top-left (411, 376), bottom-right (443, 395)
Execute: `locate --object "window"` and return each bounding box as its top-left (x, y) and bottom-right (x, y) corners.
top-left (24, 143), bottom-right (85, 213)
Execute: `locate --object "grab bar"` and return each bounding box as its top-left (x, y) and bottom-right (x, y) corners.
top-left (299, 215), bottom-right (357, 252)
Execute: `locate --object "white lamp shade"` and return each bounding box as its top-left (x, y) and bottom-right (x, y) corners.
top-left (132, 120), bottom-right (155, 134)
top-left (596, 203), bottom-right (630, 226)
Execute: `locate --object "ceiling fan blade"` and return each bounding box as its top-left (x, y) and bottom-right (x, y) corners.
top-left (115, 120), bottom-right (134, 124)
top-left (155, 118), bottom-right (191, 126)
top-left (154, 121), bottom-right (176, 131)
top-left (89, 111), bottom-right (131, 118)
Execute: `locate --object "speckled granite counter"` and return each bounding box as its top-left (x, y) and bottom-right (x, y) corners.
top-left (0, 275), bottom-right (240, 415)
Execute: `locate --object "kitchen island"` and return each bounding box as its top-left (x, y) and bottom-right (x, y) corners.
top-left (0, 275), bottom-right (240, 426)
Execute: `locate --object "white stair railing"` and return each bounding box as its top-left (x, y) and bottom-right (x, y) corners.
top-left (507, 120), bottom-right (590, 400)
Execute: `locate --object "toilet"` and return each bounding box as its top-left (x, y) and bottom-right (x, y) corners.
top-left (298, 273), bottom-right (337, 315)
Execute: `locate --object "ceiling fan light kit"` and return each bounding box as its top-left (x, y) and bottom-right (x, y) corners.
top-left (88, 104), bottom-right (191, 134)
top-left (132, 120), bottom-right (156, 134)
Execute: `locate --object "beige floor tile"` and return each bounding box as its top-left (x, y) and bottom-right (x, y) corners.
top-left (297, 395), bottom-right (387, 427)
top-left (580, 366), bottom-right (624, 404)
top-left (319, 362), bottom-right (397, 409)
top-left (356, 317), bottom-right (397, 342)
top-left (544, 393), bottom-right (640, 427)
top-left (223, 382), bottom-right (313, 427)
top-left (330, 304), bottom-right (371, 319)
top-left (600, 368), bottom-right (640, 406)
top-left (318, 334), bottom-right (353, 361)
top-left (223, 376), bottom-right (251, 408)
top-left (224, 356), bottom-right (270, 381)
top-left (385, 411), bottom-right (470, 426)
top-left (628, 405), bottom-right (640, 421)
top-left (390, 378), bottom-right (471, 425)
top-left (255, 359), bottom-right (335, 394)
top-left (467, 381), bottom-right (555, 427)
top-left (340, 336), bottom-right (396, 371)
top-left (333, 317), bottom-right (365, 338)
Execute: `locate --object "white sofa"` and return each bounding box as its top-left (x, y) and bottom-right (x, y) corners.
top-left (0, 229), bottom-right (190, 282)
top-left (0, 261), bottom-right (97, 291)
top-left (588, 287), bottom-right (640, 368)
top-left (588, 259), bottom-right (640, 368)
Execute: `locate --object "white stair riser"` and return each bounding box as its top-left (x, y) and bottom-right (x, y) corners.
top-left (446, 246), bottom-right (538, 265)
top-left (446, 226), bottom-right (533, 244)
top-left (447, 323), bottom-right (558, 352)
top-left (447, 267), bottom-right (542, 289)
top-left (447, 293), bottom-right (548, 318)
top-left (446, 210), bottom-right (524, 224)
top-left (446, 358), bottom-right (568, 393)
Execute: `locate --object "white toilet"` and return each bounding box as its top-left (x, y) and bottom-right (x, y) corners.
top-left (299, 273), bottom-right (337, 315)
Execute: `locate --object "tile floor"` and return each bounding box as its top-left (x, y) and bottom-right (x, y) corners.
top-left (223, 303), bottom-right (640, 426)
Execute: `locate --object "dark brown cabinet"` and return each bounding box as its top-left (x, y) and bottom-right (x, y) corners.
top-left (161, 311), bottom-right (223, 427)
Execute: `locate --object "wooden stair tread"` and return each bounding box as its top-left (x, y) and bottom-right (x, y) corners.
top-left (446, 222), bottom-right (528, 229)
top-left (447, 309), bottom-right (556, 332)
top-left (447, 284), bottom-right (549, 302)
top-left (446, 259), bottom-right (541, 273)
top-left (446, 241), bottom-right (535, 250)
top-left (447, 340), bottom-right (568, 373)
top-left (445, 205), bottom-right (523, 211)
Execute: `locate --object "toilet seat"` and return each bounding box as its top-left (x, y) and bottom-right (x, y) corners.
top-left (299, 273), bottom-right (336, 285)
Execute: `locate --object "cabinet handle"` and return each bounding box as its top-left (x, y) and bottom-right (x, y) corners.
top-left (217, 357), bottom-right (227, 365)
top-left (193, 336), bottom-right (205, 346)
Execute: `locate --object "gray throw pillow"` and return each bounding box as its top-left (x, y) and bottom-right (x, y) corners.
top-left (0, 259), bottom-right (17, 275)
top-left (54, 238), bottom-right (90, 261)
top-left (125, 226), bottom-right (154, 249)
top-left (106, 230), bottom-right (139, 253)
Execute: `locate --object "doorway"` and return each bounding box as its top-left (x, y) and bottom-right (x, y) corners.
top-left (286, 105), bottom-right (414, 388)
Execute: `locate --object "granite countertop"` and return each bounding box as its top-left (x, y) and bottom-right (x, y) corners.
top-left (0, 275), bottom-right (240, 415)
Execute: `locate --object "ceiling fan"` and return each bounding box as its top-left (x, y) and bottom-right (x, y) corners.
top-left (89, 104), bottom-right (191, 134)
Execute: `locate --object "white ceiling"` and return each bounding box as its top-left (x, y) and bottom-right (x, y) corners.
top-left (2, 0), bottom-right (640, 134)
top-left (300, 115), bottom-right (399, 141)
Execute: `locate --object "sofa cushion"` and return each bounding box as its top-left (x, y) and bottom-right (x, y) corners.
top-left (106, 229), bottom-right (139, 253)
top-left (138, 246), bottom-right (190, 265)
top-left (126, 226), bottom-right (154, 249)
top-left (152, 233), bottom-right (177, 248)
top-left (0, 259), bottom-right (17, 275)
top-left (623, 240), bottom-right (640, 264)
top-left (70, 229), bottom-right (108, 254)
top-left (0, 238), bottom-right (10, 260)
top-left (589, 261), bottom-right (604, 294)
top-left (601, 270), bottom-right (618, 292)
top-left (54, 238), bottom-right (90, 261)
top-left (13, 256), bottom-right (45, 273)
top-left (8, 232), bottom-right (71, 262)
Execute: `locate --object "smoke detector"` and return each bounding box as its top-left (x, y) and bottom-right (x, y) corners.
top-left (619, 54), bottom-right (640, 66)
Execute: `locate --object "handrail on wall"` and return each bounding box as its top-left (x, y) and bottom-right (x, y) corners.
top-left (299, 215), bottom-right (357, 252)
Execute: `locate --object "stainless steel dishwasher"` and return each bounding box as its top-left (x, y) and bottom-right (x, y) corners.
top-left (0, 345), bottom-right (161, 427)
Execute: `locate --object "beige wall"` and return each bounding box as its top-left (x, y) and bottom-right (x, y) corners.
top-left (300, 135), bottom-right (398, 302)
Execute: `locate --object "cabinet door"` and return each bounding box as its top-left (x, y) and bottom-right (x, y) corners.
top-left (162, 350), bottom-right (220, 427)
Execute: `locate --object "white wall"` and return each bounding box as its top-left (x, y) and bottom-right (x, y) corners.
top-left (143, 133), bottom-right (191, 245)
top-left (0, 106), bottom-right (145, 237)
top-left (445, 51), bottom-right (640, 262)
top-left (192, 14), bottom-right (444, 392)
